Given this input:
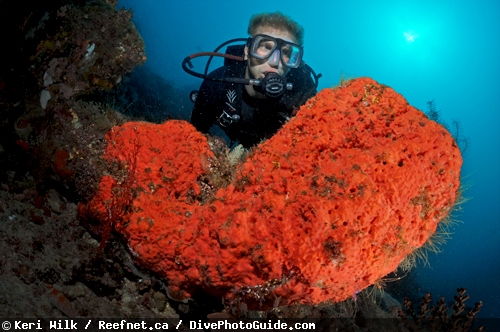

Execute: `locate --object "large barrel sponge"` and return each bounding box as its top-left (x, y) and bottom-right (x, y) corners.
top-left (84, 77), bottom-right (462, 308)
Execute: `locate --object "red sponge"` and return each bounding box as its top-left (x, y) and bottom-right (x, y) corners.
top-left (84, 78), bottom-right (462, 308)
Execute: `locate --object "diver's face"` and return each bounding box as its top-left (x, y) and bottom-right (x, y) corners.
top-left (244, 26), bottom-right (296, 80)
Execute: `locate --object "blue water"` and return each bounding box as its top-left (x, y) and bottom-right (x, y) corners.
top-left (118, 0), bottom-right (500, 319)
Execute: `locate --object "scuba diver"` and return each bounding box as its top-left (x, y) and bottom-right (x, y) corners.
top-left (182, 12), bottom-right (321, 148)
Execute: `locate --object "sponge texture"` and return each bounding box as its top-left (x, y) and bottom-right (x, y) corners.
top-left (84, 78), bottom-right (462, 308)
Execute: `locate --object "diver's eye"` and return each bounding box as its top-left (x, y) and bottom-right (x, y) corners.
top-left (281, 46), bottom-right (292, 59)
top-left (282, 45), bottom-right (292, 56)
top-left (256, 40), bottom-right (276, 56)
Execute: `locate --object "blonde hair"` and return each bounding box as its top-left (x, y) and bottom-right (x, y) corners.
top-left (247, 12), bottom-right (304, 45)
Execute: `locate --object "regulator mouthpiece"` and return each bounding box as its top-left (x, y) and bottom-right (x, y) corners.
top-left (255, 72), bottom-right (293, 99)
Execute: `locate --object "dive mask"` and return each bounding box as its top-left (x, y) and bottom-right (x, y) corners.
top-left (248, 34), bottom-right (303, 68)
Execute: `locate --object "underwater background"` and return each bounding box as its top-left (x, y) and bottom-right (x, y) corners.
top-left (117, 0), bottom-right (499, 319)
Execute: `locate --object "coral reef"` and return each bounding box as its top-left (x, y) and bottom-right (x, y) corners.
top-left (83, 77), bottom-right (463, 309)
top-left (30, 1), bottom-right (146, 104)
top-left (2, 0), bottom-right (146, 199)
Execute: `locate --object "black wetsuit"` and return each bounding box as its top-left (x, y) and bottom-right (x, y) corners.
top-left (190, 60), bottom-right (317, 148)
